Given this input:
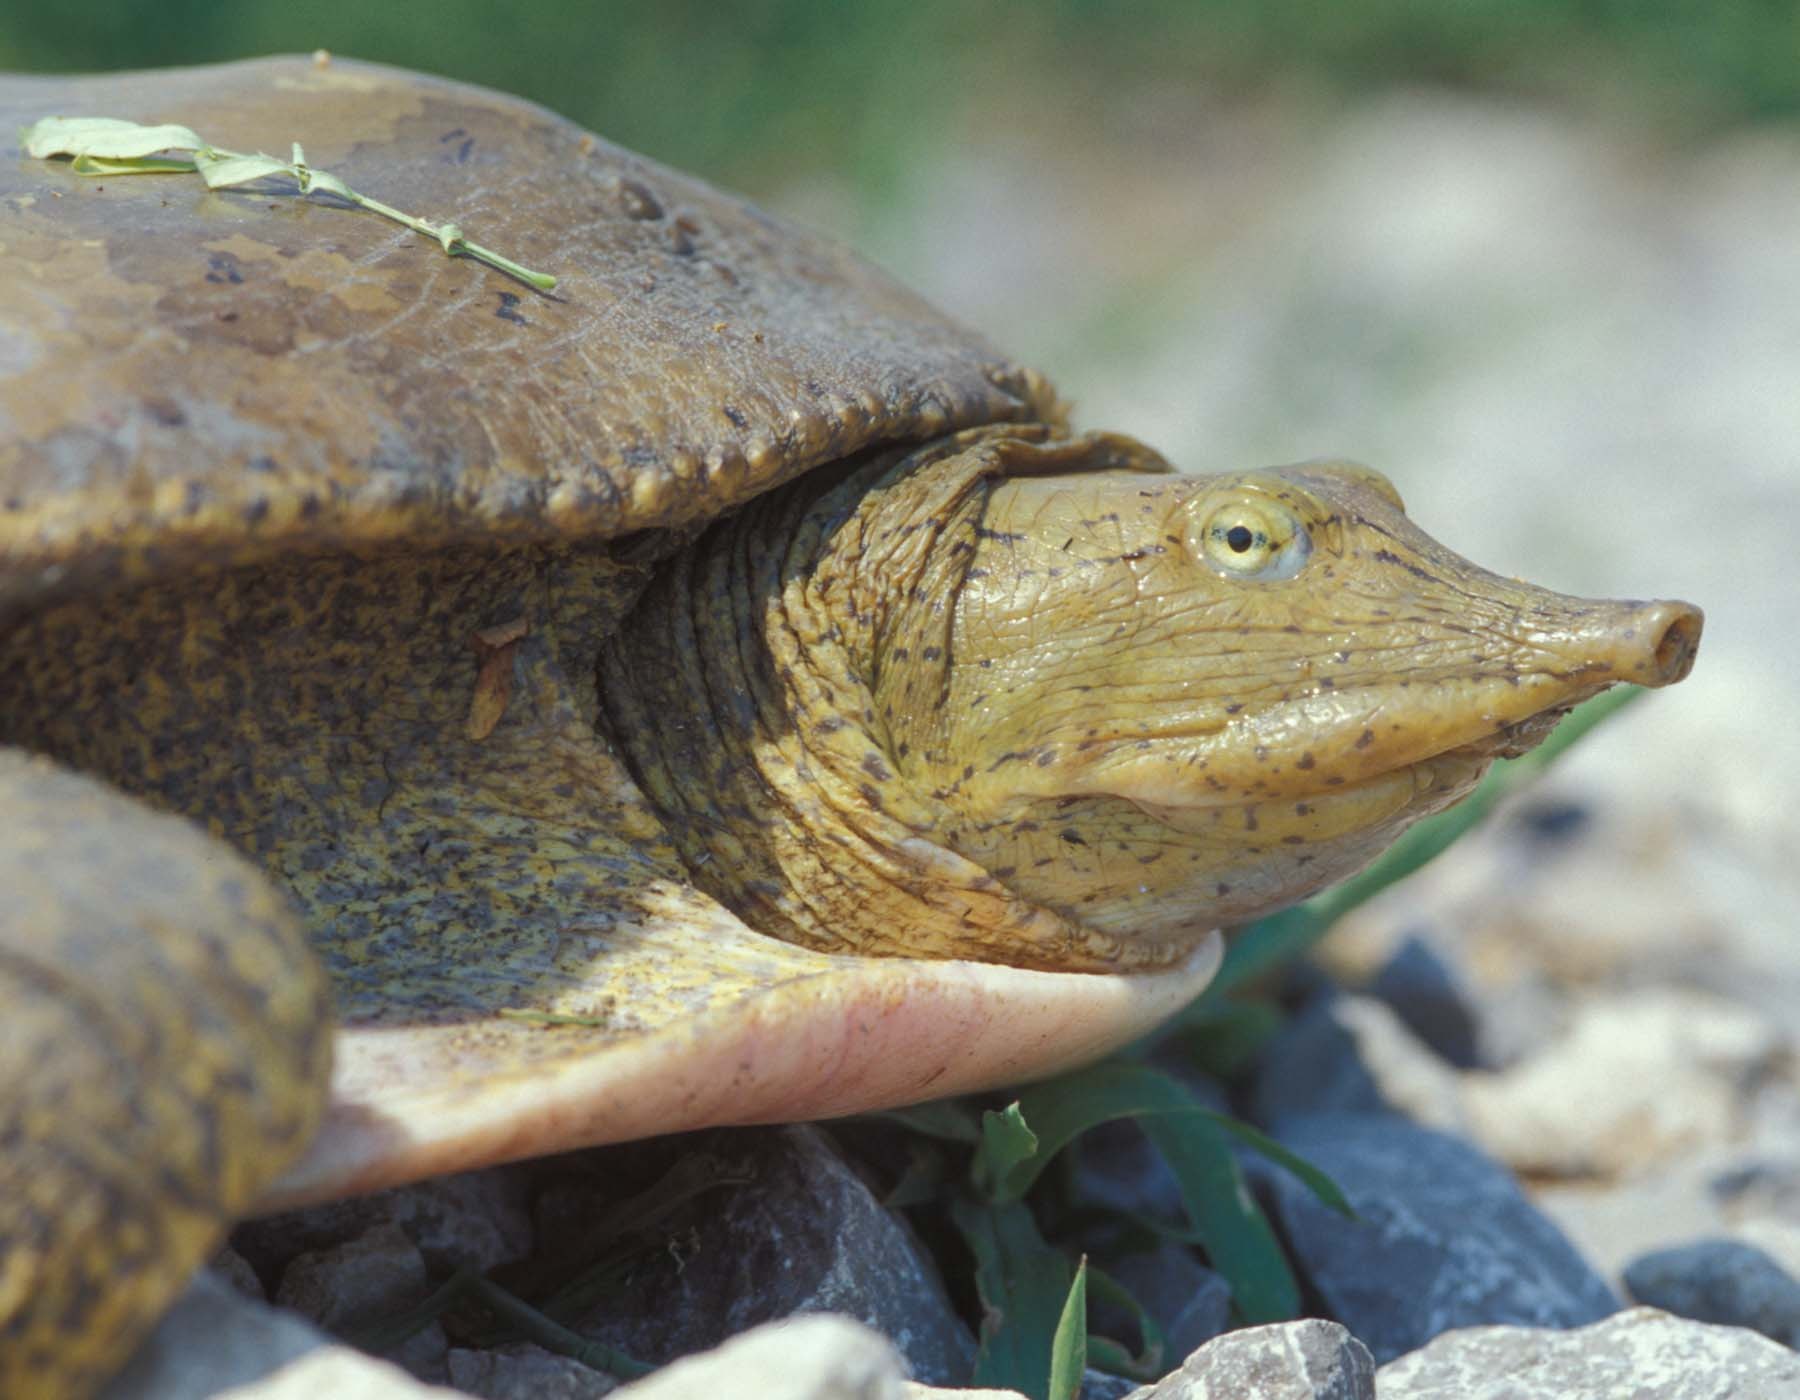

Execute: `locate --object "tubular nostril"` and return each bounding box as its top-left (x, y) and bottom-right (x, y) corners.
top-left (1644, 602), bottom-right (1703, 686)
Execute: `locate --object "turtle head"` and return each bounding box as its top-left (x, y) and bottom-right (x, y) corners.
top-left (883, 454), bottom-right (1701, 944)
top-left (605, 431), bottom-right (1699, 971)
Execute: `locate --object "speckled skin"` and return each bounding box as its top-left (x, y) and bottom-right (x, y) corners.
top-left (0, 755), bottom-right (329, 1399)
top-left (0, 55), bottom-right (1700, 1399)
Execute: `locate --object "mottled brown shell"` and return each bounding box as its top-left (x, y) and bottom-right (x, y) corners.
top-left (0, 54), bottom-right (1054, 617)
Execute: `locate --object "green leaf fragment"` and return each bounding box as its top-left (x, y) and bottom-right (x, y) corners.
top-left (974, 1101), bottom-right (1040, 1200)
top-left (23, 115), bottom-right (205, 160)
top-left (1046, 1258), bottom-right (1089, 1400)
top-left (69, 153), bottom-right (198, 176)
top-left (193, 149), bottom-right (293, 189)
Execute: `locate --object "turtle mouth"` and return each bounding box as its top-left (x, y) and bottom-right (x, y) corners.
top-left (1438, 701), bottom-right (1580, 762)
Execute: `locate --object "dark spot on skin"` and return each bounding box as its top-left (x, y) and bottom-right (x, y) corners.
top-left (859, 783), bottom-right (883, 810)
top-left (1060, 831), bottom-right (1087, 846)
top-left (1355, 729), bottom-right (1374, 750)
top-left (205, 251), bottom-right (243, 285)
top-left (1224, 703), bottom-right (1243, 715)
top-left (1326, 776), bottom-right (1346, 786)
top-left (922, 646), bottom-right (942, 661)
top-left (1035, 750), bottom-right (1057, 767)
top-left (962, 765), bottom-right (975, 781)
top-left (1282, 835), bottom-right (1305, 845)
top-left (860, 752), bottom-right (892, 782)
top-left (1215, 882), bottom-right (1232, 897)
top-left (495, 292), bottom-right (527, 326)
top-left (1373, 548), bottom-right (1442, 583)
top-left (1295, 803), bottom-right (1312, 816)
top-left (722, 405), bottom-right (749, 429)
top-left (143, 398), bottom-right (185, 427)
top-left (248, 455), bottom-right (278, 473)
top-left (815, 716), bottom-right (846, 734)
top-left (1297, 752), bottom-right (1315, 770)
top-left (457, 137), bottom-right (475, 163)
top-left (243, 498), bottom-right (270, 525)
top-left (667, 216), bottom-right (700, 255)
top-left (1244, 811), bottom-right (1259, 831)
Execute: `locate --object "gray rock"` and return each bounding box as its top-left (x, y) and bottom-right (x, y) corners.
top-left (1376, 1305), bottom-right (1800, 1398)
top-left (211, 1244), bottom-right (267, 1301)
top-left (575, 1126), bottom-right (975, 1386)
top-left (1624, 1237), bottom-right (1800, 1348)
top-left (1097, 1246), bottom-right (1232, 1361)
top-left (1711, 1153), bottom-right (1800, 1222)
top-left (1257, 1115), bottom-right (1618, 1363)
top-left (1368, 934), bottom-right (1482, 1069)
top-left (1249, 995), bottom-right (1467, 1134)
top-left (1080, 1369), bottom-right (1140, 1400)
top-left (235, 1164), bottom-right (535, 1287)
top-left (448, 1342), bottom-right (620, 1398)
top-left (275, 1222), bottom-right (448, 1382)
top-left (1124, 1319), bottom-right (1374, 1399)
top-left (102, 1269), bottom-right (456, 1400)
top-left (611, 1316), bottom-right (905, 1400)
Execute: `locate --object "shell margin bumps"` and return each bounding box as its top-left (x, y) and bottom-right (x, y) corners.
top-left (0, 54), bottom-right (1057, 617)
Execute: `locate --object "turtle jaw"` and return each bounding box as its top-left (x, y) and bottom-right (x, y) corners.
top-left (939, 593), bottom-right (1701, 943)
top-left (1033, 593), bottom-right (1705, 816)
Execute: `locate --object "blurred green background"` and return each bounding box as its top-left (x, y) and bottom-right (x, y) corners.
top-left (6, 0), bottom-right (1800, 212)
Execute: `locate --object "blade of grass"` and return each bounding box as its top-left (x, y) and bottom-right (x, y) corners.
top-left (952, 1197), bottom-right (1076, 1399)
top-left (1139, 1114), bottom-right (1298, 1323)
top-left (1046, 1258), bottom-right (1089, 1400)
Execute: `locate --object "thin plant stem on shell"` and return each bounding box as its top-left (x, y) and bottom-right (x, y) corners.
top-left (20, 115), bottom-right (556, 291)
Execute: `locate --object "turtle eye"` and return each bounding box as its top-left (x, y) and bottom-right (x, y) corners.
top-left (1188, 496), bottom-right (1312, 580)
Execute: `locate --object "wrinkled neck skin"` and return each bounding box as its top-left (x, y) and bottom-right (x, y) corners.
top-left (600, 424), bottom-right (1700, 972)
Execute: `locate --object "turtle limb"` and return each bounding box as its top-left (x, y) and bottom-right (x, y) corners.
top-left (0, 754), bottom-right (330, 1400)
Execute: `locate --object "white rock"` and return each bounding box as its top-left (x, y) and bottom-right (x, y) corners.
top-left (610, 1316), bottom-right (906, 1400)
top-left (1123, 1319), bottom-right (1374, 1399)
top-left (1464, 989), bottom-right (1784, 1177)
top-left (1376, 1305), bottom-right (1800, 1398)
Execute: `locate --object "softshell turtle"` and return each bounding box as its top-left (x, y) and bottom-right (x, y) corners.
top-left (0, 55), bottom-right (1700, 1396)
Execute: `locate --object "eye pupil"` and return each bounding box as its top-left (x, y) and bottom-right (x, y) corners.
top-left (1225, 525), bottom-right (1254, 553)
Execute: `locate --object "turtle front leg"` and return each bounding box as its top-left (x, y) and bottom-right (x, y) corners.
top-left (0, 753), bottom-right (331, 1400)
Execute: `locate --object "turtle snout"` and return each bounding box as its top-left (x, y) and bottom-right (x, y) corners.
top-left (1633, 599), bottom-right (1703, 687)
